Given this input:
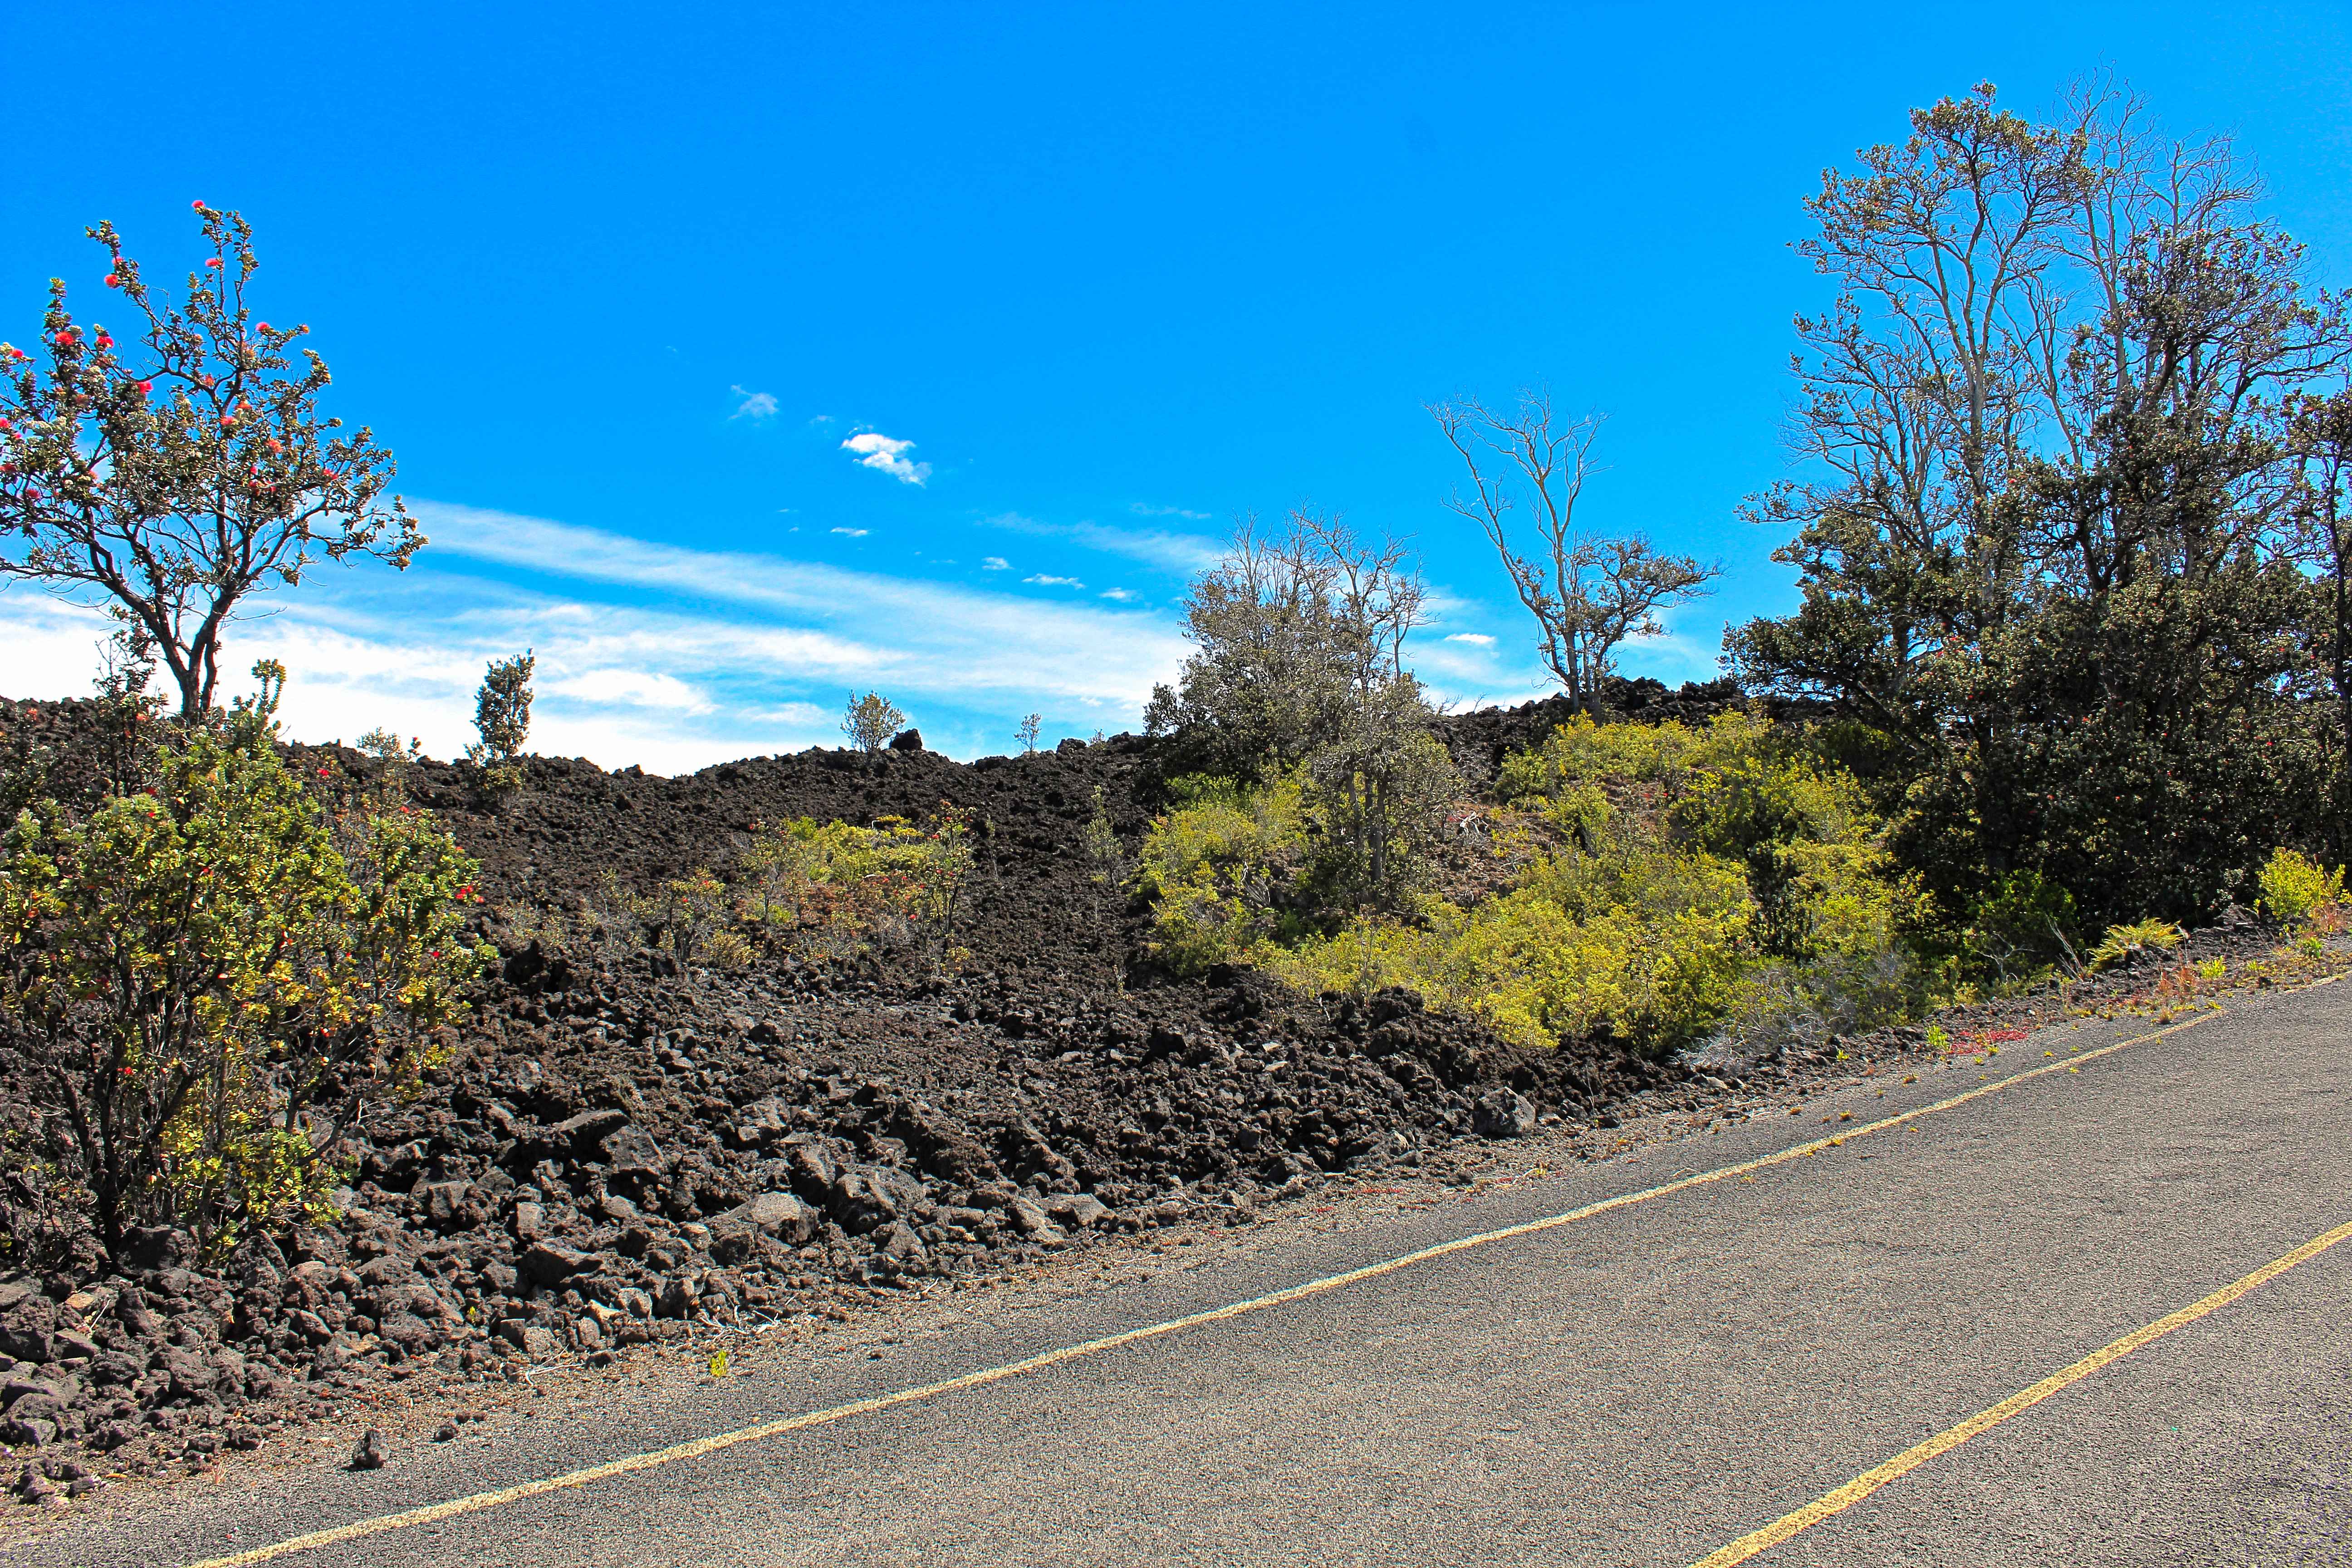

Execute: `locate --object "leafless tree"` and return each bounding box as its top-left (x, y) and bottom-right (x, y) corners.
top-left (1432, 392), bottom-right (1717, 714)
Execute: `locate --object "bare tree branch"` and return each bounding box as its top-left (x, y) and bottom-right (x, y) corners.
top-left (1432, 392), bottom-right (1719, 714)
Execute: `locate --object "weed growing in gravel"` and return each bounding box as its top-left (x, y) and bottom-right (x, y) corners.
top-left (2088, 919), bottom-right (2185, 970)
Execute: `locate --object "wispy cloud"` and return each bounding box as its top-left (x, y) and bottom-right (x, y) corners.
top-left (842, 430), bottom-right (932, 485)
top-left (549, 668), bottom-right (716, 715)
top-left (3, 501), bottom-right (1196, 773)
top-left (830, 527), bottom-right (869, 538)
top-left (1100, 588), bottom-right (1137, 603)
top-left (981, 556), bottom-right (1010, 571)
top-left (730, 386), bottom-right (779, 421)
top-left (1024, 574), bottom-right (1084, 589)
top-left (1130, 501), bottom-right (1212, 521)
top-left (1444, 632), bottom-right (1496, 646)
top-left (979, 511), bottom-right (1220, 574)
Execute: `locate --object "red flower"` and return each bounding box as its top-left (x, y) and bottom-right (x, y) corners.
top-left (205, 258), bottom-right (223, 270)
top-left (192, 199), bottom-right (206, 210)
top-left (137, 381), bottom-right (152, 395)
top-left (104, 274), bottom-right (120, 288)
top-left (256, 321), bottom-right (271, 333)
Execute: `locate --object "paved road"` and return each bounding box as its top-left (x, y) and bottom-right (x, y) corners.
top-left (9, 982), bottom-right (2351, 1567)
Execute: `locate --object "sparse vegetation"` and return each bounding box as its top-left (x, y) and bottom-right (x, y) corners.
top-left (843, 691), bottom-right (906, 756)
top-left (465, 650), bottom-right (535, 796)
top-left (732, 808), bottom-right (974, 965)
top-left (2088, 919), bottom-right (2185, 971)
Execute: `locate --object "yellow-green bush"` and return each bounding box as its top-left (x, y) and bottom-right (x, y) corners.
top-left (734, 809), bottom-right (973, 959)
top-left (1147, 712), bottom-right (1920, 1055)
top-left (1134, 774), bottom-right (1313, 973)
top-left (2087, 918), bottom-right (2184, 969)
top-left (2255, 847), bottom-right (2344, 928)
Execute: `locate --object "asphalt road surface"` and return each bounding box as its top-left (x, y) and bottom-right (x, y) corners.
top-left (8, 980), bottom-right (2349, 1567)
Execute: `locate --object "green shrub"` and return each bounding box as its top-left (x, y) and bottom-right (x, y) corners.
top-left (841, 692), bottom-right (906, 755)
top-left (1962, 870), bottom-right (2081, 978)
top-left (0, 666), bottom-right (487, 1260)
top-left (2255, 847), bottom-right (2344, 927)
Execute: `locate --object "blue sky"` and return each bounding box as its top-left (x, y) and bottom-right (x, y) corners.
top-left (5, 3), bottom-right (2349, 769)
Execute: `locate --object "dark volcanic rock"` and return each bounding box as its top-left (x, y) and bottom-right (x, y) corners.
top-left (1472, 1089), bottom-right (1538, 1139)
top-left (0, 692), bottom-right (1712, 1464)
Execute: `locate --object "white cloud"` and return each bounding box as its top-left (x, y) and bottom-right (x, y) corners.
top-left (1024, 574), bottom-right (1084, 589)
top-left (1130, 502), bottom-right (1212, 521)
top-left (979, 511), bottom-right (1219, 574)
top-left (1444, 632), bottom-right (1496, 646)
top-left (549, 668), bottom-right (715, 715)
top-left (0, 502), bottom-right (1200, 772)
top-left (981, 556), bottom-right (1010, 570)
top-left (841, 430), bottom-right (932, 485)
top-left (1100, 588), bottom-right (1137, 603)
top-left (730, 386), bottom-right (779, 421)
top-left (830, 527), bottom-right (869, 538)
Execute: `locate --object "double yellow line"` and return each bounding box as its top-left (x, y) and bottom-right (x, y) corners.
top-left (176, 1002), bottom-right (2312, 1568)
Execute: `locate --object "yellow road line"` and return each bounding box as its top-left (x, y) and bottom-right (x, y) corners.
top-left (184, 1008), bottom-right (2227, 1568)
top-left (1691, 1214), bottom-right (2352, 1568)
